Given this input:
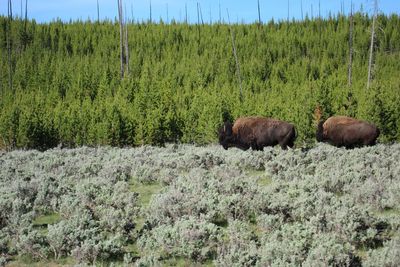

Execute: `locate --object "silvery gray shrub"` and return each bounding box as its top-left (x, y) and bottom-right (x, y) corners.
top-left (0, 143), bottom-right (399, 265)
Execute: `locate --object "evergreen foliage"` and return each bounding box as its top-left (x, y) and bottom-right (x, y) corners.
top-left (1, 144), bottom-right (399, 265)
top-left (0, 14), bottom-right (400, 149)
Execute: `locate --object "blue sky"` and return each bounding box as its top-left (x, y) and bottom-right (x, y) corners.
top-left (1, 0), bottom-right (399, 23)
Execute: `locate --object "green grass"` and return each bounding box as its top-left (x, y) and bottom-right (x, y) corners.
top-left (161, 257), bottom-right (214, 267)
top-left (257, 176), bottom-right (273, 187)
top-left (356, 247), bottom-right (369, 262)
top-left (7, 256), bottom-right (75, 267)
top-left (373, 207), bottom-right (400, 218)
top-left (129, 178), bottom-right (163, 207)
top-left (246, 169), bottom-right (273, 187)
top-left (32, 213), bottom-right (61, 226)
top-left (129, 177), bottom-right (164, 250)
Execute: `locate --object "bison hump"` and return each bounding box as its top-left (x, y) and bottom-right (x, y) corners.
top-left (323, 116), bottom-right (361, 136)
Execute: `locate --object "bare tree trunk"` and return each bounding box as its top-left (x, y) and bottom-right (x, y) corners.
top-left (117, 0), bottom-right (124, 78)
top-left (287, 0), bottom-right (289, 22)
top-left (318, 0), bottom-right (321, 44)
top-left (318, 0), bottom-right (320, 18)
top-left (7, 0), bottom-right (13, 92)
top-left (301, 0), bottom-right (303, 20)
top-left (367, 0), bottom-right (378, 89)
top-left (257, 0), bottom-right (262, 24)
top-left (348, 2), bottom-right (353, 87)
top-left (149, 0), bottom-right (152, 22)
top-left (185, 3), bottom-right (188, 23)
top-left (124, 4), bottom-right (130, 75)
top-left (196, 3), bottom-right (201, 52)
top-left (219, 0), bottom-right (221, 23)
top-left (198, 3), bottom-right (204, 25)
top-left (24, 0), bottom-right (28, 31)
top-left (227, 9), bottom-right (243, 102)
top-left (97, 0), bottom-right (100, 22)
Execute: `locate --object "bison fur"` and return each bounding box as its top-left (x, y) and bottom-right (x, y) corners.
top-left (218, 117), bottom-right (296, 150)
top-left (316, 116), bottom-right (380, 148)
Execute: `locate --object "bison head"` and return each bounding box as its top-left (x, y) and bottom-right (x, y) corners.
top-left (218, 121), bottom-right (233, 150)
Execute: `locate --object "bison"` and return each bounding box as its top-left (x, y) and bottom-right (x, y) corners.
top-left (316, 116), bottom-right (380, 148)
top-left (218, 117), bottom-right (296, 150)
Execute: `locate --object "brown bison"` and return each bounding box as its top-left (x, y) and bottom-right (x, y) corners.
top-left (218, 117), bottom-right (296, 150)
top-left (316, 116), bottom-right (380, 148)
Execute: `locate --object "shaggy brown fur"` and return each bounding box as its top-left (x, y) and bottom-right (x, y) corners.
top-left (316, 116), bottom-right (380, 148)
top-left (322, 116), bottom-right (359, 137)
top-left (218, 117), bottom-right (296, 150)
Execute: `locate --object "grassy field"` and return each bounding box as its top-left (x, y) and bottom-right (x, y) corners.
top-left (1, 143), bottom-right (399, 266)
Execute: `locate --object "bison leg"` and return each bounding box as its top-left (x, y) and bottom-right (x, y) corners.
top-left (256, 145), bottom-right (264, 151)
top-left (280, 128), bottom-right (296, 150)
top-left (287, 140), bottom-right (295, 149)
top-left (251, 143), bottom-right (263, 151)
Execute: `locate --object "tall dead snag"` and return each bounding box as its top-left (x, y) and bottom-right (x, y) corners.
top-left (287, 0), bottom-right (289, 22)
top-left (219, 1), bottom-right (221, 23)
top-left (367, 0), bottom-right (378, 89)
top-left (227, 9), bottom-right (243, 102)
top-left (198, 3), bottom-right (204, 25)
top-left (318, 0), bottom-right (320, 18)
top-left (97, 0), bottom-right (100, 22)
top-left (117, 0), bottom-right (129, 79)
top-left (257, 0), bottom-right (262, 25)
top-left (124, 4), bottom-right (129, 75)
top-left (301, 0), bottom-right (303, 20)
top-left (185, 3), bottom-right (188, 23)
top-left (348, 2), bottom-right (353, 87)
top-left (7, 0), bottom-right (13, 92)
top-left (118, 0), bottom-right (124, 78)
top-left (196, 2), bottom-right (200, 49)
top-left (24, 0), bottom-right (28, 32)
top-left (149, 0), bottom-right (152, 22)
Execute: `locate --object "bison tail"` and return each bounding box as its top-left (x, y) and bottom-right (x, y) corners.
top-left (290, 126), bottom-right (297, 147)
top-left (284, 125), bottom-right (297, 149)
top-left (294, 125), bottom-right (297, 140)
top-left (376, 127), bottom-right (380, 138)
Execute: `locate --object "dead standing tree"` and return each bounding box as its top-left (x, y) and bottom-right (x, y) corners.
top-left (117, 0), bottom-right (129, 79)
top-left (149, 0), bottom-right (152, 22)
top-left (348, 2), bottom-right (354, 87)
top-left (301, 0), bottom-right (303, 20)
top-left (24, 0), bottom-right (28, 32)
top-left (97, 0), bottom-right (100, 22)
top-left (367, 0), bottom-right (378, 89)
top-left (7, 0), bottom-right (13, 92)
top-left (124, 3), bottom-right (129, 74)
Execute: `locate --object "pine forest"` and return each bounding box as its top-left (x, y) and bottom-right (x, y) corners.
top-left (1, 13), bottom-right (399, 150)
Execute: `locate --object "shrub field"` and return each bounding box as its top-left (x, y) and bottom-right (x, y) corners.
top-left (1, 143), bottom-right (399, 266)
